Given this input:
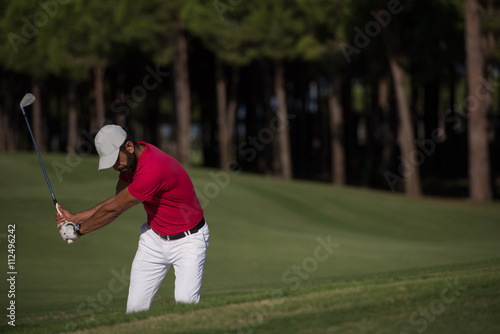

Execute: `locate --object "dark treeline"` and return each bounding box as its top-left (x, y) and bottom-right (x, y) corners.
top-left (0, 0), bottom-right (499, 201)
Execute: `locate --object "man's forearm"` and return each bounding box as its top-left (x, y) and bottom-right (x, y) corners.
top-left (77, 187), bottom-right (142, 235)
top-left (78, 203), bottom-right (122, 234)
top-left (72, 197), bottom-right (115, 224)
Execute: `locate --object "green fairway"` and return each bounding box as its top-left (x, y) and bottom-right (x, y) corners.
top-left (0, 153), bottom-right (499, 333)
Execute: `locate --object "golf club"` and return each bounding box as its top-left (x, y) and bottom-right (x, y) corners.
top-left (20, 93), bottom-right (73, 244)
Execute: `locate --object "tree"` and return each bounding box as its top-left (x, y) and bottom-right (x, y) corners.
top-left (214, 58), bottom-right (240, 171)
top-left (48, 1), bottom-right (120, 134)
top-left (301, 0), bottom-right (351, 185)
top-left (120, 0), bottom-right (193, 164)
top-left (482, 0), bottom-right (500, 198)
top-left (174, 9), bottom-right (192, 166)
top-left (0, 16), bottom-right (17, 152)
top-left (35, 1), bottom-right (94, 152)
top-left (0, 0), bottom-right (55, 152)
top-left (346, 0), bottom-right (423, 196)
top-left (244, 0), bottom-right (320, 179)
top-left (465, 0), bottom-right (493, 201)
top-left (185, 1), bottom-right (260, 171)
top-left (329, 77), bottom-right (345, 185)
top-left (0, 73), bottom-right (16, 151)
top-left (381, 27), bottom-right (422, 197)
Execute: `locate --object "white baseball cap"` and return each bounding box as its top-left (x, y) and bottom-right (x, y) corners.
top-left (94, 125), bottom-right (127, 170)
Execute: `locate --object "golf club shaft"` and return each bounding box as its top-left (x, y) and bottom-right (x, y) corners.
top-left (21, 111), bottom-right (58, 206)
top-left (21, 106), bottom-right (72, 245)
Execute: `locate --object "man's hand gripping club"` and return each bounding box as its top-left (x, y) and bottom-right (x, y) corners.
top-left (55, 204), bottom-right (81, 243)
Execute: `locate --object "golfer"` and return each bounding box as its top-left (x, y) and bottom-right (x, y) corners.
top-left (55, 124), bottom-right (209, 313)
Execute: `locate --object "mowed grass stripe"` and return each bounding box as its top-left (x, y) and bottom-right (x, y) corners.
top-left (71, 260), bottom-right (500, 334)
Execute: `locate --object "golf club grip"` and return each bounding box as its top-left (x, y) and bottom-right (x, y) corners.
top-left (56, 203), bottom-right (73, 245)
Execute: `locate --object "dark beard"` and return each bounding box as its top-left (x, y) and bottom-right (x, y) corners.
top-left (118, 151), bottom-right (137, 174)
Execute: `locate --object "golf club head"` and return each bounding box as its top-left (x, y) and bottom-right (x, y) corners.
top-left (20, 93), bottom-right (36, 108)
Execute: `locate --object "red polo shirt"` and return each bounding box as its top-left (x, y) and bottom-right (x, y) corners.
top-left (119, 142), bottom-right (204, 235)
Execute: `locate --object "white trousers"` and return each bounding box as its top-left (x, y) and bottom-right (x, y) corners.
top-left (126, 222), bottom-right (209, 313)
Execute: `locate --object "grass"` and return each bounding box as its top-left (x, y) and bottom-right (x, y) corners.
top-left (0, 152), bottom-right (499, 333)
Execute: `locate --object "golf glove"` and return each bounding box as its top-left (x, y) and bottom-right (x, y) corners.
top-left (59, 222), bottom-right (79, 242)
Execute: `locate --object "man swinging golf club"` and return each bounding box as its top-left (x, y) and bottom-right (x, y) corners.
top-left (55, 125), bottom-right (209, 313)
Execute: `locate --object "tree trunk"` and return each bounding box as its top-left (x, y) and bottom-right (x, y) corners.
top-left (215, 57), bottom-right (229, 170)
top-left (174, 11), bottom-right (191, 166)
top-left (92, 65), bottom-right (106, 132)
top-left (0, 76), bottom-right (15, 151)
top-left (465, 0), bottom-right (492, 202)
top-left (216, 59), bottom-right (241, 171)
top-left (329, 76), bottom-right (345, 185)
top-left (242, 62), bottom-right (260, 172)
top-left (261, 59), bottom-right (275, 175)
top-left (31, 83), bottom-right (46, 152)
top-left (226, 66), bottom-right (240, 165)
top-left (0, 105), bottom-right (8, 151)
top-left (145, 92), bottom-right (160, 145)
top-left (341, 71), bottom-right (356, 184)
top-left (424, 81), bottom-right (440, 139)
top-left (273, 60), bottom-right (292, 180)
top-left (379, 75), bottom-right (395, 169)
top-left (382, 26), bottom-right (422, 197)
top-left (388, 55), bottom-right (422, 197)
top-left (423, 80), bottom-right (441, 173)
top-left (114, 70), bottom-right (128, 129)
top-left (67, 82), bottom-right (79, 153)
top-left (319, 79), bottom-right (329, 181)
